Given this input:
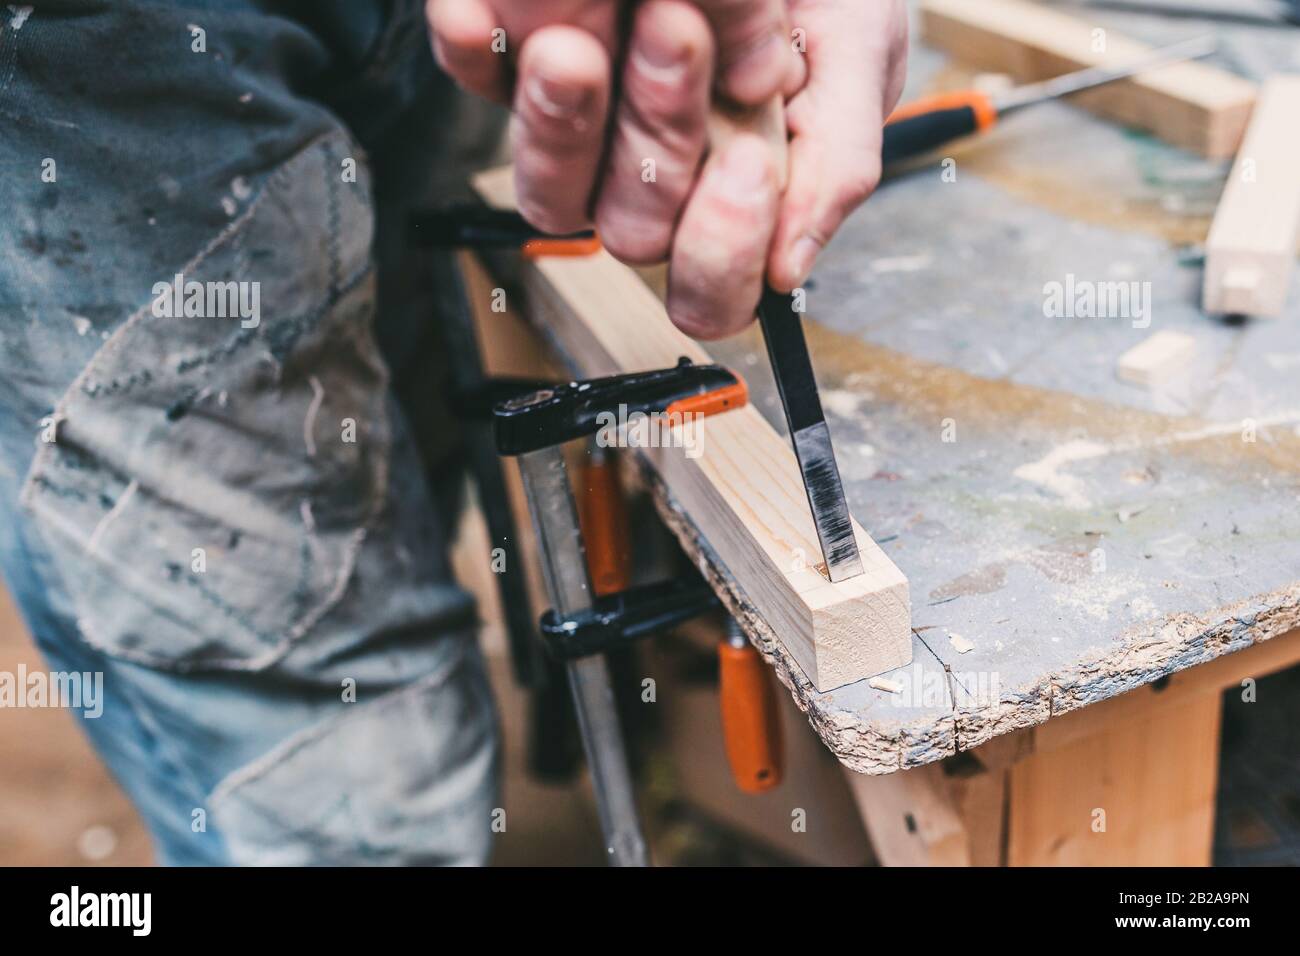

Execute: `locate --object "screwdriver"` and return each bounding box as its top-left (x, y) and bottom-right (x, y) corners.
top-left (882, 34), bottom-right (1217, 166)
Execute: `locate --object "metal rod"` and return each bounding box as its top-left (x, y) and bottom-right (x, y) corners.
top-left (516, 447), bottom-right (649, 866)
top-left (994, 34), bottom-right (1218, 115)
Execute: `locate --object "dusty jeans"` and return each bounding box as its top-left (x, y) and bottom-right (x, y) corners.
top-left (0, 1), bottom-right (503, 863)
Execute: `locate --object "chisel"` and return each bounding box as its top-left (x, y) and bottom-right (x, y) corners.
top-left (883, 34), bottom-right (1217, 166)
top-left (710, 99), bottom-right (865, 583)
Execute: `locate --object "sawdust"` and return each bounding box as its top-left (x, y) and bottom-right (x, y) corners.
top-left (798, 316), bottom-right (1300, 478)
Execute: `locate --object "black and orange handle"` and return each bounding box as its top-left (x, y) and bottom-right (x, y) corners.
top-left (883, 90), bottom-right (999, 166)
top-left (522, 234), bottom-right (603, 259)
top-left (579, 444), bottom-right (632, 598)
top-left (410, 204), bottom-right (601, 258)
top-left (494, 359), bottom-right (747, 457)
top-left (719, 626), bottom-right (783, 794)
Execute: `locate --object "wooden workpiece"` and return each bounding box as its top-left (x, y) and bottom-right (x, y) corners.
top-left (470, 168), bottom-right (912, 694)
top-left (919, 0), bottom-right (1257, 158)
top-left (1203, 75), bottom-right (1300, 317)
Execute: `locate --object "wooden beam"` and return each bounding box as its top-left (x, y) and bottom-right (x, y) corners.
top-left (919, 0), bottom-right (1257, 159)
top-left (1008, 691), bottom-right (1221, 866)
top-left (1203, 75), bottom-right (1300, 317)
top-left (470, 167), bottom-right (911, 692)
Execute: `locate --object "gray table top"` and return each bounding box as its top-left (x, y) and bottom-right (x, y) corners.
top-left (702, 4), bottom-right (1300, 772)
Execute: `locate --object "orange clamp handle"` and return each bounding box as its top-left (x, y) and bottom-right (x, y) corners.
top-left (522, 235), bottom-right (603, 259)
top-left (664, 378), bottom-right (748, 421)
top-left (579, 449), bottom-right (631, 597)
top-left (719, 637), bottom-right (783, 794)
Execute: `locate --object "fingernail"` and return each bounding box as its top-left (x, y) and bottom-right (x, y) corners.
top-left (715, 140), bottom-right (771, 199)
top-left (527, 75), bottom-right (589, 121)
top-left (635, 22), bottom-right (691, 76)
top-left (789, 236), bottom-right (821, 286)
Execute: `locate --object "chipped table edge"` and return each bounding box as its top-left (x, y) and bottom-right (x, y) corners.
top-left (644, 454), bottom-right (1300, 775)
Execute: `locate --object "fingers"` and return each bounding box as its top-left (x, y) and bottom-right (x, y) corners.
top-left (511, 26), bottom-right (612, 235)
top-left (765, 107), bottom-right (882, 293)
top-left (427, 0), bottom-right (510, 103)
top-left (666, 135), bottom-right (780, 339)
top-left (767, 1), bottom-right (908, 292)
top-left (595, 0), bottom-right (714, 265)
top-left (697, 0), bottom-right (802, 105)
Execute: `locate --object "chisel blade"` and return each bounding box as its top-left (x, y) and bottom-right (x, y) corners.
top-left (757, 287), bottom-right (864, 583)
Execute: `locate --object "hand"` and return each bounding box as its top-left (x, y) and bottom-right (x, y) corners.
top-left (427, 0), bottom-right (906, 340)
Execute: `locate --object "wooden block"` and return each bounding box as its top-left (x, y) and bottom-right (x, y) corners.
top-left (470, 167), bottom-right (912, 692)
top-left (920, 0), bottom-right (1257, 158)
top-left (1203, 76), bottom-right (1300, 317)
top-left (1116, 330), bottom-right (1196, 387)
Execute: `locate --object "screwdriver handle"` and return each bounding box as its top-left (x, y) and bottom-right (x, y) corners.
top-left (883, 90), bottom-right (998, 166)
top-left (719, 628), bottom-right (783, 794)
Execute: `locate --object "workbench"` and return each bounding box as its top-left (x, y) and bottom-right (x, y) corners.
top-left (467, 2), bottom-right (1300, 866)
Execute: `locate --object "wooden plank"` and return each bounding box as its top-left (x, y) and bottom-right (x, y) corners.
top-left (1008, 690), bottom-right (1221, 866)
top-left (919, 0), bottom-right (1257, 158)
top-left (470, 166), bottom-right (911, 692)
top-left (1203, 76), bottom-right (1300, 317)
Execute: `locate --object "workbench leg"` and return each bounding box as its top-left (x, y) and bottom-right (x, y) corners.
top-left (844, 751), bottom-right (1009, 866)
top-left (846, 685), bottom-right (1223, 866)
top-left (1006, 690), bottom-right (1222, 866)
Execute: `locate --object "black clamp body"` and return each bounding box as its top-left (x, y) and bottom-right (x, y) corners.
top-left (492, 359), bottom-right (748, 659)
top-left (540, 576), bottom-right (722, 661)
top-left (409, 204), bottom-right (595, 248)
top-left (493, 358), bottom-right (742, 457)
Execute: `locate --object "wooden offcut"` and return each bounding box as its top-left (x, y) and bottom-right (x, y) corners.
top-left (1203, 75), bottom-right (1300, 317)
top-left (1116, 330), bottom-right (1196, 387)
top-left (470, 167), bottom-right (912, 692)
top-left (920, 0), bottom-right (1257, 158)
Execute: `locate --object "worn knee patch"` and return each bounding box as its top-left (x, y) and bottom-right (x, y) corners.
top-left (20, 133), bottom-right (396, 671)
top-left (209, 639), bottom-right (499, 866)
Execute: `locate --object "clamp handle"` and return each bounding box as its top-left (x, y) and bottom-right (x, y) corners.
top-left (719, 624), bottom-right (783, 793)
top-left (410, 204), bottom-right (601, 259)
top-left (494, 359), bottom-right (747, 457)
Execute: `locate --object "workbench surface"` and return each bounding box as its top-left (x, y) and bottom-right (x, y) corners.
top-left (692, 4), bottom-right (1300, 773)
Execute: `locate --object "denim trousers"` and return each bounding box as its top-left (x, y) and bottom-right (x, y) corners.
top-left (0, 0), bottom-right (504, 864)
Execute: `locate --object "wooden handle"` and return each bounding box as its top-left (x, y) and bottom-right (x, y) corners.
top-left (708, 95), bottom-right (789, 192)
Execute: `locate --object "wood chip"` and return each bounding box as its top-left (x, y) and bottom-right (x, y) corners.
top-left (1117, 331), bottom-right (1196, 387)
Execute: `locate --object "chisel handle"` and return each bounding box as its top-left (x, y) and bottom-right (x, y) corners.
top-left (883, 90), bottom-right (999, 166)
top-left (709, 95), bottom-right (789, 192)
